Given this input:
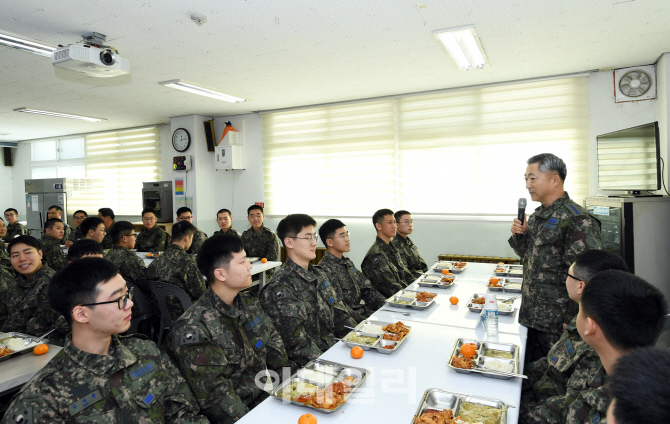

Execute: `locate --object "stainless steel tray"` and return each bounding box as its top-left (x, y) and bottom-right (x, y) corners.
top-left (465, 293), bottom-right (516, 315)
top-left (446, 338), bottom-right (520, 381)
top-left (386, 289), bottom-right (437, 310)
top-left (417, 275), bottom-right (455, 288)
top-left (501, 278), bottom-right (523, 293)
top-left (0, 332), bottom-right (49, 363)
top-left (493, 264), bottom-right (523, 277)
top-left (342, 319), bottom-right (411, 354)
top-left (433, 261), bottom-right (466, 274)
top-left (487, 277), bottom-right (504, 291)
top-left (270, 358), bottom-right (369, 413)
top-left (411, 388), bottom-right (508, 424)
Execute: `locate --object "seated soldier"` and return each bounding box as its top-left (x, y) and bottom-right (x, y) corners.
top-left (67, 239), bottom-right (105, 262)
top-left (521, 250), bottom-right (629, 421)
top-left (80, 217), bottom-right (107, 245)
top-left (214, 208), bottom-right (241, 238)
top-left (391, 210), bottom-right (427, 278)
top-left (0, 218), bottom-right (11, 273)
top-left (147, 221), bottom-right (206, 321)
top-left (3, 258), bottom-right (208, 423)
top-left (3, 208), bottom-right (30, 242)
top-left (41, 218), bottom-right (67, 272)
top-left (47, 205), bottom-right (71, 246)
top-left (104, 221), bottom-right (149, 292)
top-left (65, 209), bottom-right (88, 248)
top-left (241, 205), bottom-right (280, 277)
top-left (607, 347), bottom-right (670, 424)
top-left (167, 235), bottom-right (295, 423)
top-left (136, 208), bottom-right (171, 252)
top-left (259, 214), bottom-right (358, 367)
top-left (177, 207), bottom-right (208, 255)
top-left (361, 208), bottom-right (415, 297)
top-left (1, 236), bottom-right (69, 345)
top-left (98, 207), bottom-right (116, 249)
top-left (316, 219), bottom-right (386, 319)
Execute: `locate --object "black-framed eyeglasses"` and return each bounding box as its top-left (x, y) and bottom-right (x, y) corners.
top-left (178, 216), bottom-right (193, 220)
top-left (562, 270), bottom-right (581, 281)
top-left (290, 234), bottom-right (319, 244)
top-left (81, 287), bottom-right (133, 310)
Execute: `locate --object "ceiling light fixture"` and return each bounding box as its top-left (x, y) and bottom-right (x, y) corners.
top-left (159, 79), bottom-right (246, 103)
top-left (0, 32), bottom-right (56, 57)
top-left (433, 25), bottom-right (489, 71)
top-left (14, 107), bottom-right (106, 122)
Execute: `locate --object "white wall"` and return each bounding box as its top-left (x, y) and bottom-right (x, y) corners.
top-left (0, 153), bottom-right (14, 217)
top-left (657, 53), bottom-right (670, 187)
top-left (10, 142), bottom-right (31, 219)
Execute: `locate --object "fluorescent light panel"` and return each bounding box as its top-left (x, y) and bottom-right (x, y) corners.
top-left (433, 26), bottom-right (489, 71)
top-left (0, 32), bottom-right (56, 57)
top-left (159, 79), bottom-right (246, 103)
top-left (14, 108), bottom-right (106, 122)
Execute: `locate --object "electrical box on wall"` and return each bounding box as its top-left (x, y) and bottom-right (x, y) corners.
top-left (215, 145), bottom-right (244, 170)
top-left (173, 155), bottom-right (192, 171)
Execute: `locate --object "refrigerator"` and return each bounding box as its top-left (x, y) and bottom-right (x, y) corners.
top-left (24, 178), bottom-right (69, 239)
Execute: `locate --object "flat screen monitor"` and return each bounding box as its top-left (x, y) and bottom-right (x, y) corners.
top-left (596, 121), bottom-right (660, 192)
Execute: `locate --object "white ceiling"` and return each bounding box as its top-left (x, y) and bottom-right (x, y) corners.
top-left (1, 0), bottom-right (670, 141)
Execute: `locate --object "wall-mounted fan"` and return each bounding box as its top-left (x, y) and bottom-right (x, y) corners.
top-left (614, 65), bottom-right (656, 103)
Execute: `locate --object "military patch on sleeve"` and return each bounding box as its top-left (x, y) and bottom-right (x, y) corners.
top-left (68, 390), bottom-right (103, 416)
top-left (10, 406), bottom-right (33, 423)
top-left (372, 256), bottom-right (381, 265)
top-left (180, 329), bottom-right (200, 345)
top-left (274, 290), bottom-right (286, 300)
top-left (550, 356), bottom-right (558, 364)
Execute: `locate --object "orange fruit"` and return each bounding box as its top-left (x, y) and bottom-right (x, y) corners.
top-left (298, 413), bottom-right (317, 424)
top-left (33, 344), bottom-right (49, 355)
top-left (350, 346), bottom-right (364, 359)
top-left (441, 269), bottom-right (452, 275)
top-left (460, 344), bottom-right (476, 358)
top-left (489, 278), bottom-right (499, 285)
top-left (261, 258), bottom-right (268, 263)
top-left (449, 296), bottom-right (459, 305)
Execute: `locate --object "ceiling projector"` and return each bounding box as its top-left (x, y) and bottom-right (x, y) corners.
top-left (52, 44), bottom-right (129, 77)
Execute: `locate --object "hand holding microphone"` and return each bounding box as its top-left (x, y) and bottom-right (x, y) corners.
top-left (512, 198), bottom-right (527, 239)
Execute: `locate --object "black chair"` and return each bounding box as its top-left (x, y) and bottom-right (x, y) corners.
top-left (149, 281), bottom-right (193, 348)
top-left (126, 281), bottom-right (155, 338)
top-left (655, 314), bottom-right (670, 349)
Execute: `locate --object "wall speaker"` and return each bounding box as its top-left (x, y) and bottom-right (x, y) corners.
top-left (3, 147), bottom-right (12, 167)
top-left (203, 120), bottom-right (216, 152)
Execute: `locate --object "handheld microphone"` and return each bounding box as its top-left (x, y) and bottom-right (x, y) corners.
top-left (516, 198), bottom-right (527, 240)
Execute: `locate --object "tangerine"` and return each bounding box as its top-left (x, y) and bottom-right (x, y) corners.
top-left (449, 296), bottom-right (459, 305)
top-left (261, 258), bottom-right (268, 263)
top-left (298, 413), bottom-right (317, 424)
top-left (33, 344), bottom-right (49, 355)
top-left (489, 277), bottom-right (499, 285)
top-left (460, 344), bottom-right (476, 358)
top-left (350, 346), bottom-right (364, 359)
top-left (441, 269), bottom-right (453, 275)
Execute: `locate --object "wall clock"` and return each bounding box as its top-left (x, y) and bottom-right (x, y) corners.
top-left (172, 128), bottom-right (191, 152)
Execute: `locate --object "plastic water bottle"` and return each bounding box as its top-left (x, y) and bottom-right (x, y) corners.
top-left (485, 294), bottom-right (499, 342)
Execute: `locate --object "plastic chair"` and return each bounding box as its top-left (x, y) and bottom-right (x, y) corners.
top-left (126, 281), bottom-right (155, 337)
top-left (149, 281), bottom-right (193, 348)
top-left (655, 314), bottom-right (670, 349)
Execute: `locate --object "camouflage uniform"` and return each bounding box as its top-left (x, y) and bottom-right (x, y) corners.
top-left (214, 227), bottom-right (241, 239)
top-left (187, 228), bottom-right (208, 255)
top-left (316, 251), bottom-right (386, 319)
top-left (147, 244), bottom-right (207, 322)
top-left (241, 225), bottom-right (280, 278)
top-left (509, 192), bottom-right (601, 337)
top-left (392, 234), bottom-right (428, 278)
top-left (136, 225), bottom-right (171, 252)
top-left (0, 265), bottom-right (69, 345)
top-left (0, 245), bottom-right (11, 274)
top-left (259, 257), bottom-right (359, 367)
top-left (2, 222), bottom-right (30, 242)
top-left (2, 334), bottom-right (209, 424)
top-left (41, 234), bottom-right (67, 272)
top-left (0, 267), bottom-right (12, 328)
top-left (67, 226), bottom-right (84, 244)
top-left (104, 245), bottom-right (149, 292)
top-left (101, 233), bottom-right (114, 250)
top-left (168, 288), bottom-right (296, 423)
top-left (57, 223), bottom-right (72, 246)
top-left (361, 236), bottom-right (414, 298)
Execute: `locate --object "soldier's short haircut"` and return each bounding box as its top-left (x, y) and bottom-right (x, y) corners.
top-left (319, 219), bottom-right (346, 247)
top-left (527, 153), bottom-right (567, 182)
top-left (247, 204), bottom-right (263, 215)
top-left (572, 250), bottom-right (630, 283)
top-left (394, 210), bottom-right (411, 222)
top-left (4, 208), bottom-right (18, 215)
top-left (49, 257), bottom-right (119, 326)
top-left (8, 235), bottom-right (41, 255)
top-left (73, 210), bottom-right (88, 218)
top-left (110, 221), bottom-right (136, 244)
top-left (217, 208), bottom-right (232, 218)
top-left (196, 235), bottom-right (244, 284)
top-left (44, 218), bottom-right (63, 230)
top-left (67, 239), bottom-right (105, 261)
top-left (141, 208), bottom-right (157, 218)
top-left (176, 207), bottom-right (192, 217)
top-left (98, 207), bottom-right (115, 220)
top-left (48, 205), bottom-right (63, 213)
top-left (608, 347), bottom-right (670, 422)
top-left (372, 208), bottom-right (394, 230)
top-left (172, 221), bottom-right (195, 240)
top-left (581, 270), bottom-right (666, 351)
top-left (80, 217), bottom-right (105, 237)
top-left (277, 214), bottom-right (317, 247)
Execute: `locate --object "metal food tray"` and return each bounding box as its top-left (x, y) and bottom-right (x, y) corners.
top-left (465, 293), bottom-right (516, 315)
top-left (433, 261), bottom-right (466, 274)
top-left (417, 275), bottom-right (455, 288)
top-left (486, 278), bottom-right (504, 291)
top-left (493, 264), bottom-right (523, 277)
top-left (446, 338), bottom-right (520, 381)
top-left (270, 358), bottom-right (369, 413)
top-left (342, 319), bottom-right (411, 354)
top-left (385, 289), bottom-right (437, 310)
top-left (501, 278), bottom-right (523, 293)
top-left (0, 332), bottom-right (49, 363)
top-left (412, 388), bottom-right (508, 424)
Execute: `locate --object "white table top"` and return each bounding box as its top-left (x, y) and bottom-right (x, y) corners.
top-left (0, 344), bottom-right (63, 395)
top-left (240, 320), bottom-right (525, 423)
top-left (136, 251), bottom-right (281, 276)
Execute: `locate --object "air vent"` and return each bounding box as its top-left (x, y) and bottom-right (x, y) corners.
top-left (53, 48), bottom-right (69, 61)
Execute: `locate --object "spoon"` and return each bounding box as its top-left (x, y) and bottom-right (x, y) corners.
top-left (380, 309), bottom-right (414, 315)
top-left (25, 329), bottom-right (55, 346)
